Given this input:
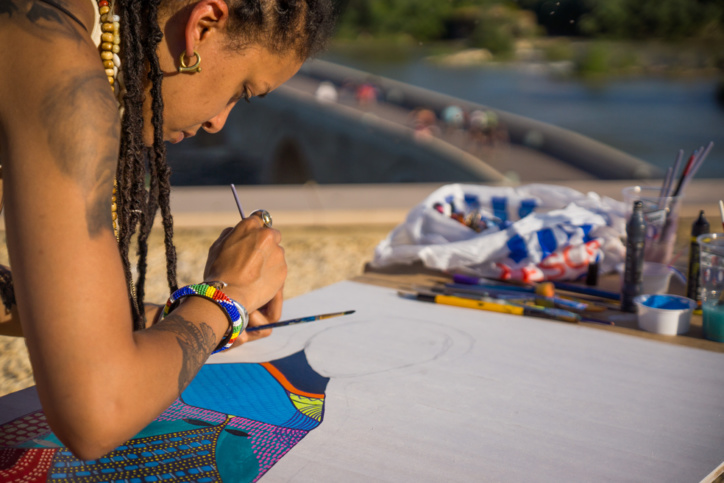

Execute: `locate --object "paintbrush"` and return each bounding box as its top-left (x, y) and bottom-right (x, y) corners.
top-left (399, 290), bottom-right (581, 324)
top-left (675, 141), bottom-right (714, 198)
top-left (230, 183), bottom-right (245, 219)
top-left (665, 149), bottom-right (684, 199)
top-left (451, 274), bottom-right (620, 304)
top-left (671, 149), bottom-right (698, 198)
top-left (443, 282), bottom-right (591, 312)
top-left (247, 310), bottom-right (355, 332)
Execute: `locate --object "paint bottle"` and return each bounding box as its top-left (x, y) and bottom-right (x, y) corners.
top-left (686, 210), bottom-right (709, 309)
top-left (585, 250), bottom-right (601, 286)
top-left (621, 201), bottom-right (646, 312)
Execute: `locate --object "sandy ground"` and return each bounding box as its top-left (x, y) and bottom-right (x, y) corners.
top-left (0, 224), bottom-right (397, 397)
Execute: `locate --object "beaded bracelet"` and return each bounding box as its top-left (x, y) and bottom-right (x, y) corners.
top-left (161, 283), bottom-right (249, 353)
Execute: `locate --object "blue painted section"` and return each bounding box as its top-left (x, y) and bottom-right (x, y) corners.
top-left (182, 364), bottom-right (297, 427)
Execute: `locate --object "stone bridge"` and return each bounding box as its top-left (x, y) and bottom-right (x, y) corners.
top-left (166, 60), bottom-right (658, 186)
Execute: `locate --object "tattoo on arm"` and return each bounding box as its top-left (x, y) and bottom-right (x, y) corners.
top-left (41, 71), bottom-right (119, 238)
top-left (2, 2), bottom-right (112, 238)
top-left (149, 314), bottom-right (217, 395)
top-left (0, 0), bottom-right (89, 41)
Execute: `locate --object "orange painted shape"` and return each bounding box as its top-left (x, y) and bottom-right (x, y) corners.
top-left (261, 362), bottom-right (324, 399)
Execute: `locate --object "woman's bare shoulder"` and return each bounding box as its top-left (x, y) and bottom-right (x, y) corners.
top-left (0, 0), bottom-right (113, 146)
top-left (0, 0), bottom-right (119, 211)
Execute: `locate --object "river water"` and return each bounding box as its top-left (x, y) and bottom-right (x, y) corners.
top-left (320, 50), bottom-right (724, 179)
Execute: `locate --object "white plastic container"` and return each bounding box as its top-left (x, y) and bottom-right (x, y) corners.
top-left (615, 261), bottom-right (676, 295)
top-left (634, 294), bottom-right (696, 335)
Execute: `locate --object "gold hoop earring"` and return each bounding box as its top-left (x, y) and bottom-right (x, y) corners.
top-left (178, 50), bottom-right (201, 73)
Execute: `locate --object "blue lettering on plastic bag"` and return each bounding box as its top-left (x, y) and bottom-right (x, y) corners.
top-left (464, 193), bottom-right (480, 210)
top-left (492, 197), bottom-right (507, 224)
top-left (507, 234), bottom-right (529, 264)
top-left (559, 223), bottom-right (594, 243)
top-left (581, 224), bottom-right (594, 243)
top-left (536, 228), bottom-right (558, 259)
top-left (509, 224), bottom-right (597, 265)
top-left (518, 199), bottom-right (537, 219)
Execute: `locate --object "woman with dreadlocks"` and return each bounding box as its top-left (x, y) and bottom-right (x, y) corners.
top-left (0, 0), bottom-right (335, 459)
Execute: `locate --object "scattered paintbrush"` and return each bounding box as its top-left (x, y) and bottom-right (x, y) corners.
top-left (581, 316), bottom-right (615, 326)
top-left (452, 274), bottom-right (621, 303)
top-left (399, 290), bottom-right (581, 324)
top-left (247, 310), bottom-right (356, 332)
top-left (445, 281), bottom-right (591, 312)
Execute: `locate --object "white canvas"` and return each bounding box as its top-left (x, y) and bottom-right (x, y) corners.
top-left (214, 280), bottom-right (724, 483)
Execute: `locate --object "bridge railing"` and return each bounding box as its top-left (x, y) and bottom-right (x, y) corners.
top-left (298, 60), bottom-right (659, 180)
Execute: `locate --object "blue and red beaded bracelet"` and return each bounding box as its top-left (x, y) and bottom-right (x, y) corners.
top-left (161, 282), bottom-right (249, 353)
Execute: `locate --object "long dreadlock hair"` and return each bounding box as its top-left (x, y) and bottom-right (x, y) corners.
top-left (116, 0), bottom-right (336, 330)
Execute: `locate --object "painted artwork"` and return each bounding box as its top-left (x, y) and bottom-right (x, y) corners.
top-left (0, 350), bottom-right (328, 482)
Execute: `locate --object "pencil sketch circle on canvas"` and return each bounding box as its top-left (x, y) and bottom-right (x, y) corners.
top-left (304, 316), bottom-right (474, 378)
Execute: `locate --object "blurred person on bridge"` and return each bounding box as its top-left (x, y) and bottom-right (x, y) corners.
top-left (315, 80), bottom-right (339, 103)
top-left (467, 109), bottom-right (509, 156)
top-left (409, 108), bottom-right (441, 140)
top-left (356, 78), bottom-right (381, 107)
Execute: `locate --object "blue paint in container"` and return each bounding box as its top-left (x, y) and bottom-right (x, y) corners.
top-left (640, 294), bottom-right (694, 310)
top-left (634, 294), bottom-right (697, 335)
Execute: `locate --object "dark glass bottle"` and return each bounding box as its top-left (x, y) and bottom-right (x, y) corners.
top-left (686, 210), bottom-right (709, 305)
top-left (622, 201), bottom-right (646, 312)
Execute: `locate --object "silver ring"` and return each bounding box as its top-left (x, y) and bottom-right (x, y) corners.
top-left (251, 209), bottom-right (273, 228)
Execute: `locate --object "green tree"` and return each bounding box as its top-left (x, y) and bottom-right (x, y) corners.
top-left (371, 0), bottom-right (454, 39)
top-left (335, 0), bottom-right (376, 37)
top-left (468, 6), bottom-right (521, 55)
top-left (337, 0), bottom-right (724, 42)
top-left (336, 0), bottom-right (522, 41)
top-left (514, 0), bottom-right (724, 39)
top-left (336, 0), bottom-right (457, 39)
top-left (581, 0), bottom-right (704, 39)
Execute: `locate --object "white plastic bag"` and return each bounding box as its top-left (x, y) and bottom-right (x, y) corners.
top-left (371, 183), bottom-right (627, 283)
